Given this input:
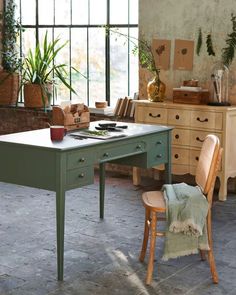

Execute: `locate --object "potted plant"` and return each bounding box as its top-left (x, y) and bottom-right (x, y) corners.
top-left (21, 31), bottom-right (79, 109)
top-left (0, 0), bottom-right (22, 106)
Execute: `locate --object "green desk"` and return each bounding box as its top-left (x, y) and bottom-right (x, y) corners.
top-left (0, 121), bottom-right (172, 280)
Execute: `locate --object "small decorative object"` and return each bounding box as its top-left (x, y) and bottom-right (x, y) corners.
top-left (52, 103), bottom-right (90, 131)
top-left (183, 79), bottom-right (199, 87)
top-left (209, 62), bottom-right (230, 106)
top-left (147, 72), bottom-right (166, 102)
top-left (95, 101), bottom-right (107, 108)
top-left (50, 125), bottom-right (67, 141)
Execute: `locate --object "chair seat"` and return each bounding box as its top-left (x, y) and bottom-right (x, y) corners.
top-left (142, 191), bottom-right (166, 212)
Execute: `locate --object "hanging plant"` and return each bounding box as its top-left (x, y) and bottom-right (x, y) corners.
top-left (206, 34), bottom-right (216, 56)
top-left (196, 27), bottom-right (202, 56)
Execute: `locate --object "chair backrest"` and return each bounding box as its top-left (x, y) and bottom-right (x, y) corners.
top-left (195, 135), bottom-right (222, 198)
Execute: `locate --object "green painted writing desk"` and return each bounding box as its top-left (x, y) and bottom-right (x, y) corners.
top-left (0, 121), bottom-right (172, 280)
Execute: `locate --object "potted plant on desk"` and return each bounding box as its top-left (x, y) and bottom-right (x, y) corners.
top-left (21, 31), bottom-right (80, 109)
top-left (0, 0), bottom-right (22, 106)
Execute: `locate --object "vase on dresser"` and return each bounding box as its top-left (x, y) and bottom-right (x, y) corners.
top-left (147, 74), bottom-right (166, 102)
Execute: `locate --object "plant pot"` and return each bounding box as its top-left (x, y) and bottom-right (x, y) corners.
top-left (24, 83), bottom-right (52, 108)
top-left (0, 71), bottom-right (19, 106)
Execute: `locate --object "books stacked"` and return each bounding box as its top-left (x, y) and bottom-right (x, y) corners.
top-left (113, 94), bottom-right (139, 118)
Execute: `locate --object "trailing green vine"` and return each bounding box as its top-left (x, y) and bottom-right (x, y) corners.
top-left (206, 33), bottom-right (216, 56)
top-left (196, 28), bottom-right (202, 56)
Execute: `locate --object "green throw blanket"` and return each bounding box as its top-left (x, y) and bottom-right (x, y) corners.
top-left (162, 183), bottom-right (209, 261)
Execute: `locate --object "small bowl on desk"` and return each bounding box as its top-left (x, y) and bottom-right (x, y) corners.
top-left (95, 101), bottom-right (107, 108)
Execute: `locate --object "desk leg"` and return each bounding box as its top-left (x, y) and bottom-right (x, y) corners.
top-left (99, 162), bottom-right (105, 219)
top-left (56, 188), bottom-right (65, 281)
top-left (165, 133), bottom-right (172, 184)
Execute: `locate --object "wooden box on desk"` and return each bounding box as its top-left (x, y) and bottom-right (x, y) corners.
top-left (52, 103), bottom-right (90, 131)
top-left (173, 88), bottom-right (210, 104)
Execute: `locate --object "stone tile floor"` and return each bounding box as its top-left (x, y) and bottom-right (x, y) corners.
top-left (0, 171), bottom-right (236, 295)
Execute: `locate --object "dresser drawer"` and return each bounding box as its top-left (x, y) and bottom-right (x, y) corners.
top-left (189, 150), bottom-right (200, 166)
top-left (190, 111), bottom-right (223, 130)
top-left (136, 106), bottom-right (167, 124)
top-left (67, 166), bottom-right (94, 189)
top-left (99, 141), bottom-right (146, 162)
top-left (172, 128), bottom-right (190, 146)
top-left (190, 130), bottom-right (222, 148)
top-left (172, 147), bottom-right (189, 165)
top-left (168, 109), bottom-right (191, 126)
top-left (67, 150), bottom-right (95, 169)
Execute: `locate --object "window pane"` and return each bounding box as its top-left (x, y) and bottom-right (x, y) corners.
top-left (55, 0), bottom-right (70, 25)
top-left (22, 28), bottom-right (36, 56)
top-left (54, 29), bottom-right (70, 104)
top-left (110, 0), bottom-right (128, 24)
top-left (129, 28), bottom-right (139, 97)
top-left (89, 0), bottom-right (106, 25)
top-left (71, 28), bottom-right (88, 104)
top-left (130, 0), bottom-right (139, 24)
top-left (39, 0), bottom-right (54, 25)
top-left (21, 0), bottom-right (36, 25)
top-left (89, 28), bottom-right (105, 106)
top-left (110, 28), bottom-right (128, 105)
top-left (72, 0), bottom-right (88, 25)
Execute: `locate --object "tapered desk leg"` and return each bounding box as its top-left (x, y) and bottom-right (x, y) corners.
top-left (99, 162), bottom-right (105, 219)
top-left (56, 188), bottom-right (66, 281)
top-left (165, 133), bottom-right (172, 184)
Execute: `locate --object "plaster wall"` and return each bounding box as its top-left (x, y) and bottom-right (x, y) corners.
top-left (139, 0), bottom-right (236, 104)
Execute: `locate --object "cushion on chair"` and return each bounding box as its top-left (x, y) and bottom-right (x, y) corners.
top-left (142, 191), bottom-right (166, 212)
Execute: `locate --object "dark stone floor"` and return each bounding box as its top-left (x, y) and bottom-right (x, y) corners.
top-left (0, 172), bottom-right (236, 295)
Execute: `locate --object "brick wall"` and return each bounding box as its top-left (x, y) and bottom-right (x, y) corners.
top-left (0, 106), bottom-right (52, 135)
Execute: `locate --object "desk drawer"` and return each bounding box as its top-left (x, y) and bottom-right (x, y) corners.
top-left (99, 141), bottom-right (146, 162)
top-left (147, 132), bottom-right (169, 166)
top-left (136, 106), bottom-right (167, 124)
top-left (67, 151), bottom-right (94, 169)
top-left (67, 166), bottom-right (94, 189)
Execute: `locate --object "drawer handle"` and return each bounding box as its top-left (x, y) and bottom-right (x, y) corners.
top-left (136, 144), bottom-right (142, 149)
top-left (175, 115), bottom-right (180, 120)
top-left (174, 154), bottom-right (179, 159)
top-left (103, 152), bottom-right (109, 157)
top-left (149, 113), bottom-right (161, 118)
top-left (156, 154), bottom-right (162, 158)
top-left (197, 117), bottom-right (208, 122)
top-left (79, 157), bottom-right (85, 163)
top-left (175, 134), bottom-right (179, 139)
top-left (196, 137), bottom-right (204, 142)
top-left (195, 156), bottom-right (199, 161)
top-left (156, 140), bottom-right (162, 145)
top-left (78, 173), bottom-right (85, 178)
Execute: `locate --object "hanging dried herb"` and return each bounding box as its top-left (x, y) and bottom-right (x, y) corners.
top-left (206, 34), bottom-right (216, 56)
top-left (196, 27), bottom-right (202, 56)
top-left (221, 13), bottom-right (236, 67)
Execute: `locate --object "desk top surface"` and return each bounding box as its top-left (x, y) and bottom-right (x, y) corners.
top-left (0, 121), bottom-right (172, 151)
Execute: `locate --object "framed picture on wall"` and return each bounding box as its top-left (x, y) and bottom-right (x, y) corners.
top-left (152, 39), bottom-right (171, 70)
top-left (173, 39), bottom-right (194, 70)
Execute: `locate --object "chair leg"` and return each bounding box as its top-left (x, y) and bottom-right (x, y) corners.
top-left (207, 212), bottom-right (219, 284)
top-left (146, 211), bottom-right (157, 285)
top-left (200, 250), bottom-right (206, 261)
top-left (139, 208), bottom-right (150, 262)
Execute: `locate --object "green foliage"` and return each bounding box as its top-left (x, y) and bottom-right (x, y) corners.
top-left (196, 28), bottom-right (202, 56)
top-left (1, 0), bottom-right (22, 73)
top-left (206, 34), bottom-right (216, 56)
top-left (221, 13), bottom-right (236, 68)
top-left (21, 31), bottom-right (81, 104)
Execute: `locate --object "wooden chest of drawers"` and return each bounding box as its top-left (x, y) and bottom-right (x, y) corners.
top-left (135, 100), bottom-right (236, 201)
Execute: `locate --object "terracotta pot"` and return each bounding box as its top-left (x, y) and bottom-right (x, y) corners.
top-left (0, 71), bottom-right (19, 106)
top-left (24, 83), bottom-right (52, 108)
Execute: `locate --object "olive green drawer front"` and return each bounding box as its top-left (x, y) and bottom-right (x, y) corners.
top-left (67, 166), bottom-right (94, 189)
top-left (67, 151), bottom-right (95, 169)
top-left (147, 133), bottom-right (168, 166)
top-left (99, 141), bottom-right (146, 162)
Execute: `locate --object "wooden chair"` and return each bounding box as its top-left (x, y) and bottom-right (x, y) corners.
top-left (139, 134), bottom-right (223, 285)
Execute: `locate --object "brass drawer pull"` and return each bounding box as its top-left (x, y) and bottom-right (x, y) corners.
top-left (196, 137), bottom-right (204, 142)
top-left (78, 173), bottom-right (84, 178)
top-left (175, 134), bottom-right (179, 139)
top-left (175, 115), bottom-right (180, 120)
top-left (79, 157), bottom-right (85, 162)
top-left (149, 113), bottom-right (161, 118)
top-left (156, 154), bottom-right (162, 158)
top-left (174, 154), bottom-right (179, 159)
top-left (103, 152), bottom-right (109, 157)
top-left (197, 117), bottom-right (208, 122)
top-left (195, 156), bottom-right (199, 161)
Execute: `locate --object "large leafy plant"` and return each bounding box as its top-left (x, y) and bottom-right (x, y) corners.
top-left (0, 0), bottom-right (22, 73)
top-left (21, 31), bottom-right (78, 104)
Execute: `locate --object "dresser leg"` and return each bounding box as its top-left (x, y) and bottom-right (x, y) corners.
top-left (133, 167), bottom-right (141, 185)
top-left (218, 175), bottom-right (228, 201)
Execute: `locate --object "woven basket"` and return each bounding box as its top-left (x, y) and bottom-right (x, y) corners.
top-left (0, 71), bottom-right (19, 106)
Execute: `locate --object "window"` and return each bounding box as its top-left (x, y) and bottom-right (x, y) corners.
top-left (15, 0), bottom-right (138, 107)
